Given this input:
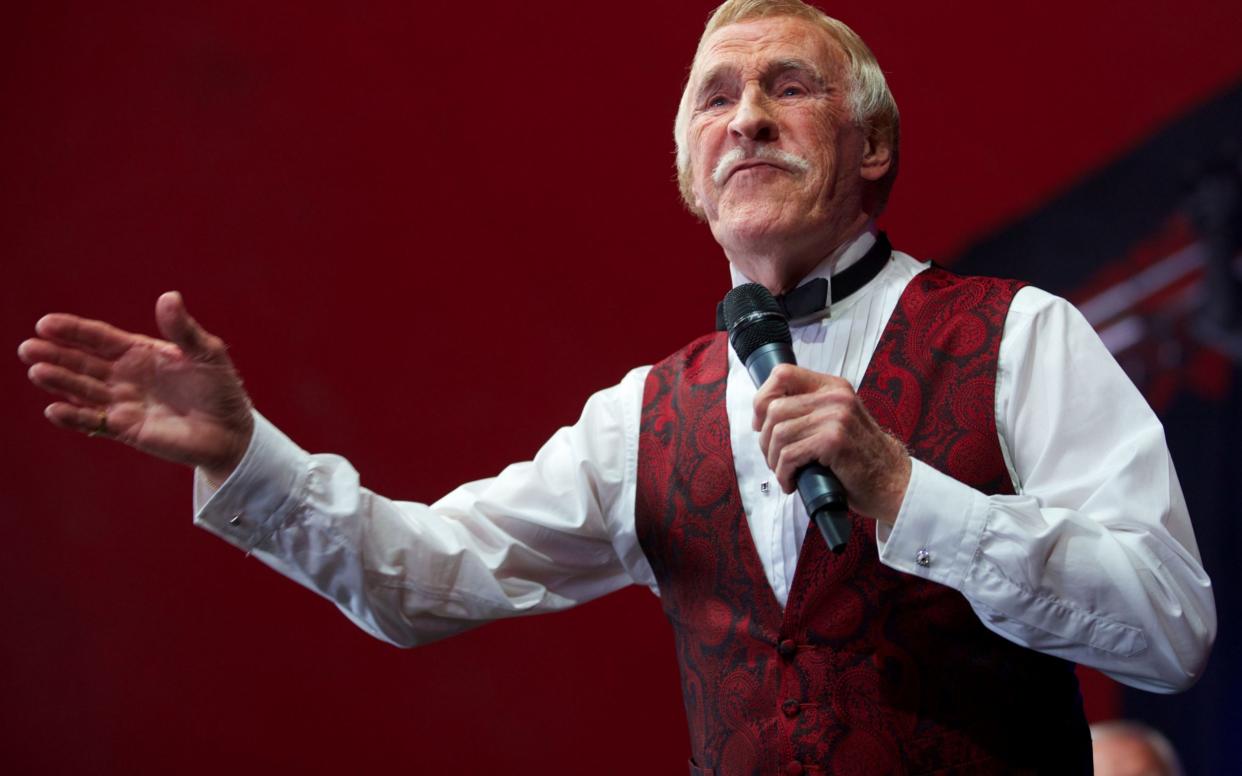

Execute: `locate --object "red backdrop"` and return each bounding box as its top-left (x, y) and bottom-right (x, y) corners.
top-left (4, 2), bottom-right (1240, 773)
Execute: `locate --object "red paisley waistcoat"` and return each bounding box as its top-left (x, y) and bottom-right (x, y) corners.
top-left (635, 267), bottom-right (1090, 775)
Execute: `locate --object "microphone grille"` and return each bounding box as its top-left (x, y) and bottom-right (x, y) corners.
top-left (722, 283), bottom-right (791, 363)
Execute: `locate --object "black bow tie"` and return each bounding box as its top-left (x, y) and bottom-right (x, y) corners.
top-left (715, 232), bottom-right (892, 331)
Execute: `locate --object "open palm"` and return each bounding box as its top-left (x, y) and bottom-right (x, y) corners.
top-left (19, 292), bottom-right (254, 482)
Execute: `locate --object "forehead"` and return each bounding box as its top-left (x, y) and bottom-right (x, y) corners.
top-left (693, 16), bottom-right (843, 81)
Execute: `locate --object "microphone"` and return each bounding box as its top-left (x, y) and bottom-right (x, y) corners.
top-left (722, 283), bottom-right (851, 554)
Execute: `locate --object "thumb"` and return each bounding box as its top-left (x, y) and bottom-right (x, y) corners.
top-left (155, 291), bottom-right (219, 359)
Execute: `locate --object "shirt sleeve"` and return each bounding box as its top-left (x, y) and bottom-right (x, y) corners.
top-left (875, 286), bottom-right (1217, 693)
top-left (192, 366), bottom-right (652, 648)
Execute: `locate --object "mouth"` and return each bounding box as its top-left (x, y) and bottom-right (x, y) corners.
top-left (725, 159), bottom-right (787, 182)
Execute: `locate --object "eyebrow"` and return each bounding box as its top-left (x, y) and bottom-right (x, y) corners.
top-left (768, 58), bottom-right (827, 89)
top-left (694, 57), bottom-right (827, 103)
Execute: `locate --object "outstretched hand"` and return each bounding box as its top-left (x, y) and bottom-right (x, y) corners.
top-left (18, 291), bottom-right (254, 485)
top-left (753, 364), bottom-right (911, 525)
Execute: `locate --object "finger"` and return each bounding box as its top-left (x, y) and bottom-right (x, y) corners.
top-left (757, 373), bottom-right (856, 433)
top-left (776, 414), bottom-right (849, 490)
top-left (752, 365), bottom-right (792, 430)
top-left (764, 413), bottom-right (817, 472)
top-left (44, 402), bottom-right (111, 437)
top-left (155, 291), bottom-right (223, 361)
top-left (762, 363), bottom-right (820, 395)
top-left (752, 365), bottom-right (822, 431)
top-left (35, 313), bottom-right (141, 360)
top-left (757, 393), bottom-right (823, 449)
top-left (18, 338), bottom-right (111, 380)
top-left (28, 362), bottom-right (113, 406)
top-left (774, 436), bottom-right (823, 494)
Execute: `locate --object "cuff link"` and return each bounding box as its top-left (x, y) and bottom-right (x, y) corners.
top-left (915, 547), bottom-right (931, 567)
top-left (228, 512), bottom-right (244, 527)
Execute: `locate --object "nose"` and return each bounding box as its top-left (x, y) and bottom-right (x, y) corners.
top-left (728, 83), bottom-right (779, 143)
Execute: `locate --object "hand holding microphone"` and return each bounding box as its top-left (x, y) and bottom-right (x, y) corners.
top-left (722, 284), bottom-right (911, 552)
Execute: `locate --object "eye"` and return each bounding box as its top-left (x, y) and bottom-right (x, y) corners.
top-left (778, 84), bottom-right (806, 98)
top-left (706, 94), bottom-right (730, 108)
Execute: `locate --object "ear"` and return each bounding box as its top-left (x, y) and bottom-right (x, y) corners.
top-left (859, 132), bottom-right (893, 183)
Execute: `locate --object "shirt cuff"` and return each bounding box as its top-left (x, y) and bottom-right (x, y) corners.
top-left (875, 458), bottom-right (990, 589)
top-left (193, 410), bottom-right (310, 554)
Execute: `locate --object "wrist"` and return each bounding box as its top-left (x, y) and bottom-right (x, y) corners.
top-left (203, 413), bottom-right (254, 488)
top-left (871, 442), bottom-right (911, 526)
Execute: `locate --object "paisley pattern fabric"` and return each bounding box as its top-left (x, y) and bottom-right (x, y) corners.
top-left (636, 268), bottom-right (1091, 775)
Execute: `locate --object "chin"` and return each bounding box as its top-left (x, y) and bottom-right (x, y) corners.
top-left (714, 210), bottom-right (803, 250)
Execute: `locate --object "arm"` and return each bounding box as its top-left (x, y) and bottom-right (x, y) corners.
top-left (20, 293), bottom-right (647, 646)
top-left (193, 372), bottom-right (646, 647)
top-left (876, 287), bottom-right (1215, 692)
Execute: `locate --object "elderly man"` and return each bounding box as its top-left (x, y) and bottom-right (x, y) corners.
top-left (19, 0), bottom-right (1214, 773)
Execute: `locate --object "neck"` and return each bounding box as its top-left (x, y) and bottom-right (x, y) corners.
top-left (725, 213), bottom-right (872, 294)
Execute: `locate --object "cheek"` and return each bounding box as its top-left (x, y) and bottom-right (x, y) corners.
top-left (688, 127), bottom-right (723, 193)
top-left (687, 119), bottom-right (707, 149)
top-left (812, 122), bottom-right (840, 161)
top-left (802, 108), bottom-right (852, 170)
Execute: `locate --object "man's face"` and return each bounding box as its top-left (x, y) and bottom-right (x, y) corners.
top-left (686, 16), bottom-right (880, 261)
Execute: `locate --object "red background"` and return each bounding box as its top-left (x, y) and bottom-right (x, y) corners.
top-left (3, 2), bottom-right (1240, 773)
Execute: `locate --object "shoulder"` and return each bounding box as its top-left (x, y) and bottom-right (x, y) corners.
top-left (649, 331), bottom-right (727, 375)
top-left (993, 285), bottom-right (1122, 398)
top-left (887, 243), bottom-right (1097, 342)
top-left (885, 261), bottom-right (1028, 332)
top-left (1005, 285), bottom-right (1097, 340)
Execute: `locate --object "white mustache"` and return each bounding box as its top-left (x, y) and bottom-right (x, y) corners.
top-left (712, 147), bottom-right (810, 186)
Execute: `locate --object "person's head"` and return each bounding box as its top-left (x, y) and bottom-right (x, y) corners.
top-left (1090, 720), bottom-right (1183, 776)
top-left (673, 0), bottom-right (899, 287)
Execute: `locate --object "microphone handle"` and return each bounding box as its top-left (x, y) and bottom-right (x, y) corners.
top-left (745, 342), bottom-right (852, 554)
top-left (798, 466), bottom-right (850, 554)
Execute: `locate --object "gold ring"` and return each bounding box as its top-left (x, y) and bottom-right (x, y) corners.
top-left (88, 410), bottom-right (108, 438)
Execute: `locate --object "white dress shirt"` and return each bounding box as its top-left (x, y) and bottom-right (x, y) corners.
top-left (194, 229), bottom-right (1216, 694)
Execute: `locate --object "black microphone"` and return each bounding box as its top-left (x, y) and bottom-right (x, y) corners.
top-left (722, 283), bottom-right (851, 554)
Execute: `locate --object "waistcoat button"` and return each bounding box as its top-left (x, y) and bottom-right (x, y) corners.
top-left (781, 698), bottom-right (800, 718)
top-left (777, 639), bottom-right (797, 658)
top-left (784, 761), bottom-right (804, 775)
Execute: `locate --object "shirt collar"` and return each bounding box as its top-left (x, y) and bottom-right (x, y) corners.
top-left (727, 220), bottom-right (880, 324)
